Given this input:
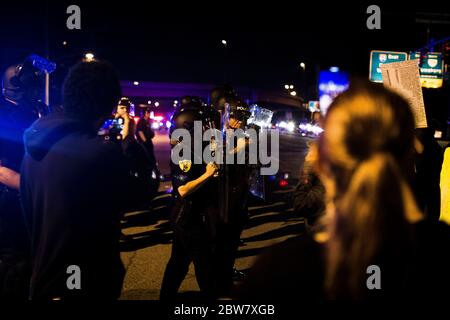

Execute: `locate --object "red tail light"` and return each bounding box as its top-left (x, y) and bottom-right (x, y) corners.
top-left (279, 179), bottom-right (289, 188)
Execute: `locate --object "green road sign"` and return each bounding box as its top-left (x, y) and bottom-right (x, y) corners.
top-left (410, 52), bottom-right (444, 88)
top-left (369, 50), bottom-right (408, 82)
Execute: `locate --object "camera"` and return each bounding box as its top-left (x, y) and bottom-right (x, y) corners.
top-left (98, 117), bottom-right (125, 142)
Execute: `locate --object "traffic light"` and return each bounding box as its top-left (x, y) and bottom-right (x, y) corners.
top-left (444, 41), bottom-right (450, 77)
top-left (419, 50), bottom-right (428, 68)
top-left (444, 41), bottom-right (450, 55)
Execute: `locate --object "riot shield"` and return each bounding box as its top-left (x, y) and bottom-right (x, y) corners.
top-left (247, 104), bottom-right (274, 200)
top-left (217, 102), bottom-right (231, 223)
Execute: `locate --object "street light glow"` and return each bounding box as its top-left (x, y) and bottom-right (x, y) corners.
top-left (221, 40), bottom-right (227, 46)
top-left (133, 81), bottom-right (139, 86)
top-left (154, 102), bottom-right (160, 107)
top-left (290, 91), bottom-right (297, 96)
top-left (330, 66), bottom-right (339, 73)
top-left (300, 62), bottom-right (306, 69)
top-left (289, 85), bottom-right (294, 90)
top-left (84, 53), bottom-right (95, 61)
top-left (284, 84), bottom-right (290, 90)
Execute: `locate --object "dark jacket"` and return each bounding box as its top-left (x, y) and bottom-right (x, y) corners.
top-left (414, 128), bottom-right (443, 220)
top-left (20, 113), bottom-right (128, 299)
top-left (0, 100), bottom-right (38, 253)
top-left (293, 170), bottom-right (325, 225)
top-left (0, 100), bottom-right (37, 298)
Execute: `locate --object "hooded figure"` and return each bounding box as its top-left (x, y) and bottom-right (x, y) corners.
top-left (20, 61), bottom-right (128, 300)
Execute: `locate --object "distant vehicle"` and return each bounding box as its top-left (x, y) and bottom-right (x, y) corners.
top-left (271, 110), bottom-right (309, 134)
top-left (149, 112), bottom-right (170, 132)
top-left (275, 120), bottom-right (297, 133)
top-left (299, 122), bottom-right (323, 138)
top-left (263, 171), bottom-right (298, 203)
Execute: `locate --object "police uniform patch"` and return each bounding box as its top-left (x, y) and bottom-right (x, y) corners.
top-left (179, 160), bottom-right (192, 173)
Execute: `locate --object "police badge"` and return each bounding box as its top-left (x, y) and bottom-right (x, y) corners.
top-left (179, 159), bottom-right (192, 173)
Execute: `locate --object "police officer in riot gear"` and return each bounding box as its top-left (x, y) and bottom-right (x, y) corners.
top-left (210, 85), bottom-right (256, 290)
top-left (210, 85), bottom-right (235, 112)
top-left (0, 56), bottom-right (51, 298)
top-left (214, 96), bottom-right (254, 296)
top-left (160, 98), bottom-right (221, 300)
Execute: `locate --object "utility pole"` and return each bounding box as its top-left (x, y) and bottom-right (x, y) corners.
top-left (44, 0), bottom-right (50, 106)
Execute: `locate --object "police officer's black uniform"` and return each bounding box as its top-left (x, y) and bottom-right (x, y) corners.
top-left (160, 100), bottom-right (220, 301)
top-left (213, 98), bottom-right (253, 295)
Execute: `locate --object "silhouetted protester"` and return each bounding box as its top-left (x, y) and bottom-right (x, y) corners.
top-left (413, 127), bottom-right (443, 221)
top-left (293, 143), bottom-right (325, 228)
top-left (0, 59), bottom-right (50, 299)
top-left (136, 107), bottom-right (156, 164)
top-left (237, 81), bottom-right (450, 300)
top-left (112, 99), bottom-right (159, 208)
top-left (20, 61), bottom-right (128, 300)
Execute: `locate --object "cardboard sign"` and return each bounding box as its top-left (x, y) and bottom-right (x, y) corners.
top-left (380, 60), bottom-right (427, 128)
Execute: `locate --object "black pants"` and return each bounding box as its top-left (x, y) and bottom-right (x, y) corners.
top-left (0, 190), bottom-right (31, 299)
top-left (0, 252), bottom-right (31, 299)
top-left (160, 219), bottom-right (216, 301)
top-left (214, 218), bottom-right (246, 296)
top-left (142, 141), bottom-right (156, 167)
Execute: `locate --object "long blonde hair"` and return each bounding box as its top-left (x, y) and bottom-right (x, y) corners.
top-left (317, 81), bottom-right (418, 299)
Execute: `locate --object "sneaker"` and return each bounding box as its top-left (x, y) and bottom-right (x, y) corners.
top-left (232, 268), bottom-right (247, 281)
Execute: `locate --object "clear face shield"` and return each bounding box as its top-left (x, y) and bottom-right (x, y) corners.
top-left (247, 104), bottom-right (274, 129)
top-left (2, 54), bottom-right (56, 106)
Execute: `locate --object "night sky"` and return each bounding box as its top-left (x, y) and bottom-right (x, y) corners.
top-left (1, 2), bottom-right (449, 99)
